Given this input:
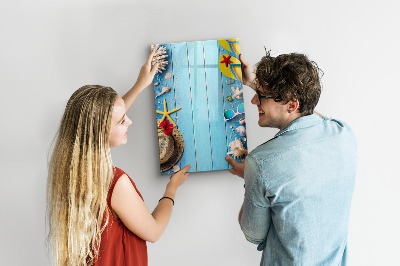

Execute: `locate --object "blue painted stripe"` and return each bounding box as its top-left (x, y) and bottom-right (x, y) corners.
top-left (227, 40), bottom-right (239, 55)
top-left (229, 64), bottom-right (241, 81)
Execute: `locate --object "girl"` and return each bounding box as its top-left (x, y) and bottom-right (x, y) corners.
top-left (47, 49), bottom-right (191, 266)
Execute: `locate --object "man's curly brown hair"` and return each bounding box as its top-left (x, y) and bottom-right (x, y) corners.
top-left (255, 52), bottom-right (322, 115)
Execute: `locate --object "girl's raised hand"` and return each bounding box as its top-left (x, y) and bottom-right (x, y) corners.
top-left (135, 48), bottom-right (159, 89)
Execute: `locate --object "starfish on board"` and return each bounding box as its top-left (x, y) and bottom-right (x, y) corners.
top-left (156, 98), bottom-right (181, 126)
top-left (220, 55), bottom-right (233, 67)
top-left (231, 87), bottom-right (243, 99)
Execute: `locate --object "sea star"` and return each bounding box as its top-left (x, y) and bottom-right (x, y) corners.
top-left (231, 87), bottom-right (243, 99)
top-left (220, 55), bottom-right (233, 67)
top-left (156, 98), bottom-right (181, 126)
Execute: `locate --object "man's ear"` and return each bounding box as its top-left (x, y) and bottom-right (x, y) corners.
top-left (288, 100), bottom-right (299, 113)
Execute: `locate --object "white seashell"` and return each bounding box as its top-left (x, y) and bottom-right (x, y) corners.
top-left (236, 126), bottom-right (246, 136)
top-left (239, 117), bottom-right (245, 125)
top-left (227, 138), bottom-right (248, 159)
top-left (165, 73), bottom-right (172, 79)
top-left (227, 147), bottom-right (248, 158)
top-left (155, 87), bottom-right (171, 98)
top-left (173, 165), bottom-right (180, 173)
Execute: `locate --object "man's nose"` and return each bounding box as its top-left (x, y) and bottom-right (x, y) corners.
top-left (251, 94), bottom-right (259, 105)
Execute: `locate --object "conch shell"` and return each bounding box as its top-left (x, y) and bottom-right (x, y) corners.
top-left (155, 86), bottom-right (171, 98)
top-left (227, 138), bottom-right (248, 159)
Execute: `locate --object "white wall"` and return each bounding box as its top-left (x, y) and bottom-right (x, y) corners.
top-left (1, 0), bottom-right (399, 265)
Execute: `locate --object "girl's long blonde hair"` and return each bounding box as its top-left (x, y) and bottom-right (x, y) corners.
top-left (47, 85), bottom-right (118, 265)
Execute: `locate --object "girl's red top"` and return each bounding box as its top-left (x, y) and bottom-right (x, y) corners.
top-left (93, 167), bottom-right (148, 266)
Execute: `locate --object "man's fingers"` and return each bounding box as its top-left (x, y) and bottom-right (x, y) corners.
top-left (225, 156), bottom-right (238, 167)
top-left (239, 54), bottom-right (249, 67)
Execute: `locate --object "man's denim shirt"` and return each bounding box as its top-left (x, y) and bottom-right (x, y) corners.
top-left (240, 114), bottom-right (357, 266)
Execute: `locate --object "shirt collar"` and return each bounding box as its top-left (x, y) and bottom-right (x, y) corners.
top-left (275, 114), bottom-right (322, 137)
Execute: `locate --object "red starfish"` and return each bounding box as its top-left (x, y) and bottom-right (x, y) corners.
top-left (220, 55), bottom-right (233, 67)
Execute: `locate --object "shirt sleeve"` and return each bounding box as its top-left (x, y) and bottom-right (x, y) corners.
top-left (239, 154), bottom-right (271, 247)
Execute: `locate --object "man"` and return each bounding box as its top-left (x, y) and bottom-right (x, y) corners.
top-left (226, 52), bottom-right (357, 265)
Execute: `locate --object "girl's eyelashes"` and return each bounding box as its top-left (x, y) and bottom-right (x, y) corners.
top-left (120, 114), bottom-right (126, 124)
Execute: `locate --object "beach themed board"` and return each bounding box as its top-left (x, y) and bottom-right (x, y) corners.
top-left (152, 38), bottom-right (248, 174)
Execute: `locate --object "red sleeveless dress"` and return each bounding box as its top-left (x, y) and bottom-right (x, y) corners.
top-left (93, 167), bottom-right (148, 266)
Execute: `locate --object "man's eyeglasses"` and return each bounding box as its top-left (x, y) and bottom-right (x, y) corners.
top-left (255, 90), bottom-right (281, 104)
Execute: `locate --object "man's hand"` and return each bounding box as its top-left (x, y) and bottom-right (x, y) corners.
top-left (239, 54), bottom-right (257, 90)
top-left (225, 156), bottom-right (245, 178)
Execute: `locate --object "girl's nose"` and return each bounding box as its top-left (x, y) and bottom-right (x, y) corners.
top-left (126, 116), bottom-right (133, 126)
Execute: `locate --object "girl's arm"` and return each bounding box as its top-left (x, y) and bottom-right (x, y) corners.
top-left (111, 165), bottom-right (191, 243)
top-left (122, 49), bottom-right (159, 112)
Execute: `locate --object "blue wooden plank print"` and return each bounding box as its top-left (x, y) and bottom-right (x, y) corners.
top-left (220, 44), bottom-right (233, 169)
top-left (219, 41), bottom-right (247, 167)
top-left (170, 42), bottom-right (197, 173)
top-left (204, 40), bottom-right (228, 171)
top-left (187, 41), bottom-right (212, 172)
top-left (152, 38), bottom-right (248, 174)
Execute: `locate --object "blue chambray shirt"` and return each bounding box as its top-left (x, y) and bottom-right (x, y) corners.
top-left (240, 114), bottom-right (357, 266)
